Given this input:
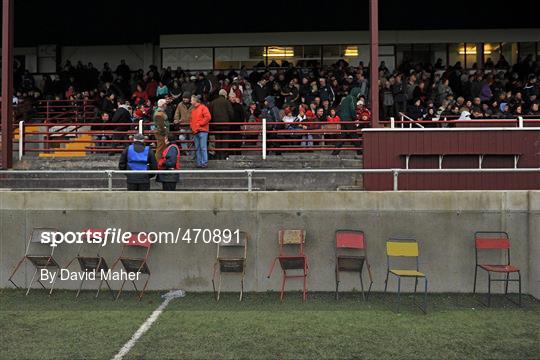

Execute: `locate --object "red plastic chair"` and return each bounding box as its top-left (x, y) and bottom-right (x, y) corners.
top-left (267, 230), bottom-right (308, 302)
top-left (473, 231), bottom-right (521, 306)
top-left (111, 232), bottom-right (151, 301)
top-left (335, 230), bottom-right (373, 300)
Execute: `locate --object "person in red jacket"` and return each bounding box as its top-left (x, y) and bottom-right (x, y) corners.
top-left (190, 95), bottom-right (212, 168)
top-left (327, 108), bottom-right (341, 123)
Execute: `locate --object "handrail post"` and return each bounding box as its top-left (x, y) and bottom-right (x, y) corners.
top-left (262, 118), bottom-right (267, 160)
top-left (518, 116), bottom-right (523, 128)
top-left (390, 117), bottom-right (395, 129)
top-left (393, 169), bottom-right (399, 191)
top-left (138, 119), bottom-right (143, 135)
top-left (18, 120), bottom-right (24, 161)
top-left (106, 171), bottom-right (113, 191)
top-left (247, 170), bottom-right (253, 192)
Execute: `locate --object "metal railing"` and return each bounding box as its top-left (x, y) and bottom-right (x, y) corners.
top-left (1, 168), bottom-right (538, 192)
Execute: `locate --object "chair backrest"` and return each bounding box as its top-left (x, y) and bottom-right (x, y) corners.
top-left (217, 231), bottom-right (248, 259)
top-left (27, 228), bottom-right (59, 257)
top-left (77, 228), bottom-right (106, 256)
top-left (336, 230), bottom-right (365, 250)
top-left (278, 230), bottom-right (306, 256)
top-left (386, 237), bottom-right (419, 257)
top-left (386, 236), bottom-right (420, 271)
top-left (118, 232), bottom-right (151, 260)
top-left (474, 231), bottom-right (510, 264)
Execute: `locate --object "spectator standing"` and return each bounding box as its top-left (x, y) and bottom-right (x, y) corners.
top-left (118, 134), bottom-right (157, 191)
top-left (208, 89), bottom-right (234, 159)
top-left (153, 99), bottom-right (169, 162)
top-left (190, 95), bottom-right (212, 168)
top-left (173, 92), bottom-right (194, 156)
top-left (333, 87), bottom-right (362, 155)
top-left (157, 135), bottom-right (181, 191)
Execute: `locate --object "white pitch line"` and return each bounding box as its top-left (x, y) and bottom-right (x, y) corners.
top-left (112, 297), bottom-right (172, 360)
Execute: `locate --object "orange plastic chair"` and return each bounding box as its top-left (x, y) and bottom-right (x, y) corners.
top-left (8, 227), bottom-right (61, 296)
top-left (212, 231), bottom-right (248, 301)
top-left (473, 231), bottom-right (521, 306)
top-left (64, 229), bottom-right (113, 299)
top-left (267, 230), bottom-right (308, 302)
top-left (111, 232), bottom-right (151, 301)
top-left (335, 230), bottom-right (373, 300)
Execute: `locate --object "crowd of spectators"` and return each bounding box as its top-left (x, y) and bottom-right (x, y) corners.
top-left (11, 53), bottom-right (540, 154)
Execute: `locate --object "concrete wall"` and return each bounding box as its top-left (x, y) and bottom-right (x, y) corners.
top-left (1, 191), bottom-right (538, 298)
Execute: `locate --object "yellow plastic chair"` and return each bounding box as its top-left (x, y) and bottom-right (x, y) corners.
top-left (384, 236), bottom-right (428, 313)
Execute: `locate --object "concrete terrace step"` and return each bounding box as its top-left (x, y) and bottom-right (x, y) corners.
top-left (8, 154), bottom-right (364, 191)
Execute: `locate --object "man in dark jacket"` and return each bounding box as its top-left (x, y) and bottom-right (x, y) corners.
top-left (157, 135), bottom-right (180, 191)
top-left (118, 134), bottom-right (157, 191)
top-left (333, 87), bottom-right (361, 155)
top-left (111, 102), bottom-right (132, 153)
top-left (208, 89), bottom-right (234, 159)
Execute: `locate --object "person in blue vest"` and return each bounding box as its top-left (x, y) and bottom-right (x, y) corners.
top-left (118, 133), bottom-right (157, 191)
top-left (156, 135), bottom-right (180, 191)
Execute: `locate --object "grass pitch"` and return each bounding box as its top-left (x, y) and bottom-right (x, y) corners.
top-left (1, 289), bottom-right (538, 359)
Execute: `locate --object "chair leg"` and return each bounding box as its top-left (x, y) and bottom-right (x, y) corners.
top-left (239, 276), bottom-right (244, 302)
top-left (396, 276), bottom-right (401, 313)
top-left (280, 271), bottom-right (286, 302)
top-left (76, 278), bottom-right (85, 298)
top-left (414, 277), bottom-right (418, 294)
top-left (26, 268), bottom-right (39, 295)
top-left (518, 271), bottom-right (521, 307)
top-left (116, 280), bottom-right (126, 301)
top-left (384, 270), bottom-right (389, 293)
top-left (487, 273), bottom-right (491, 307)
top-left (138, 276), bottom-right (150, 302)
top-left (359, 271), bottom-right (365, 301)
top-left (217, 272), bottom-right (222, 302)
top-left (335, 267), bottom-right (340, 300)
top-left (96, 278), bottom-right (104, 299)
top-left (473, 266), bottom-right (478, 293)
top-left (132, 281), bottom-right (139, 293)
top-left (504, 272), bottom-right (510, 295)
top-left (303, 274), bottom-right (307, 303)
top-left (423, 277), bottom-right (428, 313)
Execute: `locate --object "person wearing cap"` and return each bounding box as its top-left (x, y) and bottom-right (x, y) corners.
top-left (173, 92), bottom-right (194, 156)
top-left (153, 99), bottom-right (169, 162)
top-left (118, 134), bottom-right (157, 191)
top-left (208, 89), bottom-right (234, 159)
top-left (190, 95), bottom-right (212, 168)
top-left (156, 134), bottom-right (181, 191)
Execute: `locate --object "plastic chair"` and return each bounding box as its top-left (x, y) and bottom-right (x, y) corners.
top-left (111, 233), bottom-right (151, 301)
top-left (267, 230), bottom-right (308, 302)
top-left (384, 236), bottom-right (428, 313)
top-left (473, 231), bottom-right (521, 306)
top-left (212, 231), bottom-right (248, 301)
top-left (335, 230), bottom-right (373, 300)
top-left (8, 227), bottom-right (62, 295)
top-left (64, 229), bottom-right (113, 299)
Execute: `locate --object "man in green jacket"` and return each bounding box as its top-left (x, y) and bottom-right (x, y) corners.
top-left (333, 87), bottom-right (362, 155)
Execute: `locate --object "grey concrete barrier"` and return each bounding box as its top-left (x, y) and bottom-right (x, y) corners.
top-left (0, 191), bottom-right (538, 299)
